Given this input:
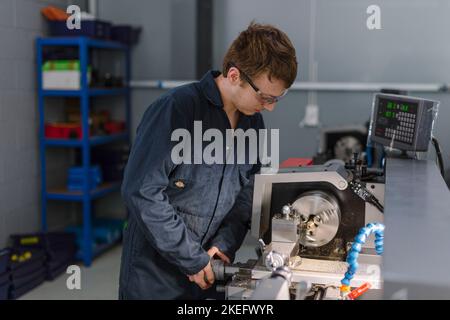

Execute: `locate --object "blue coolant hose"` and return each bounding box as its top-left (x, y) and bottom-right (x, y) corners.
top-left (340, 222), bottom-right (385, 293)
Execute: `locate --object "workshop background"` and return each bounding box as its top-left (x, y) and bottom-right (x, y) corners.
top-left (0, 0), bottom-right (449, 300)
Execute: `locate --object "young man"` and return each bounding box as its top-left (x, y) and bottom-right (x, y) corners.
top-left (119, 22), bottom-right (297, 299)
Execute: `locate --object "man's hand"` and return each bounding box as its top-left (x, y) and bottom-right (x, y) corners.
top-left (187, 247), bottom-right (230, 290)
top-left (207, 246), bottom-right (231, 264)
top-left (188, 261), bottom-right (215, 290)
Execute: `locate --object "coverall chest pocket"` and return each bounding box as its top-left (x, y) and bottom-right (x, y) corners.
top-left (168, 163), bottom-right (215, 186)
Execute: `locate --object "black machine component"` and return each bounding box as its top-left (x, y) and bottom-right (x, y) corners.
top-left (314, 125), bottom-right (368, 164)
top-left (431, 136), bottom-right (445, 179)
top-left (349, 181), bottom-right (384, 213)
top-left (346, 153), bottom-right (384, 213)
top-left (369, 93), bottom-right (438, 152)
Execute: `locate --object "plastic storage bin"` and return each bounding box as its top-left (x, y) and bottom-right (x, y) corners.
top-left (10, 233), bottom-right (76, 250)
top-left (42, 60), bottom-right (92, 90)
top-left (48, 20), bottom-right (112, 39)
top-left (0, 282), bottom-right (9, 300)
top-left (9, 273), bottom-right (46, 300)
top-left (0, 272), bottom-right (10, 285)
top-left (45, 123), bottom-right (84, 139)
top-left (0, 249), bottom-right (10, 274)
top-left (67, 165), bottom-right (102, 191)
top-left (11, 266), bottom-right (46, 289)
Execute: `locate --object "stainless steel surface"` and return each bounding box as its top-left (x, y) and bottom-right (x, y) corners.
top-left (271, 214), bottom-right (299, 243)
top-left (296, 281), bottom-right (312, 300)
top-left (282, 205), bottom-right (292, 216)
top-left (383, 158), bottom-right (450, 299)
top-left (250, 271), bottom-right (291, 300)
top-left (264, 251), bottom-right (287, 270)
top-left (226, 278), bottom-right (255, 300)
top-left (292, 191), bottom-right (341, 247)
top-left (251, 163), bottom-right (350, 239)
top-left (262, 242), bottom-right (298, 270)
top-left (252, 255), bottom-right (382, 290)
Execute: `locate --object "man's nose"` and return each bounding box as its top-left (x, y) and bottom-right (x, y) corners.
top-left (263, 103), bottom-right (276, 111)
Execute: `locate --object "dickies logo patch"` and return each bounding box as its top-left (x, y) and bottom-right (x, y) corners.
top-left (174, 180), bottom-right (185, 189)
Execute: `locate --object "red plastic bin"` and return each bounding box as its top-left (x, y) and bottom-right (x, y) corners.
top-left (45, 123), bottom-right (85, 139)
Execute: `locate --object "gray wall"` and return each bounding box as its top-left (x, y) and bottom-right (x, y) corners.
top-left (98, 0), bottom-right (450, 173)
top-left (0, 0), bottom-right (87, 248)
top-left (214, 0), bottom-right (450, 82)
top-left (98, 0), bottom-right (197, 80)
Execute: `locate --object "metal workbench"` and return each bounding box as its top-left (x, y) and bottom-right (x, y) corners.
top-left (383, 158), bottom-right (450, 299)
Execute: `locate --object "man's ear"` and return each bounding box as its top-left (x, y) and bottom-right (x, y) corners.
top-left (227, 67), bottom-right (240, 85)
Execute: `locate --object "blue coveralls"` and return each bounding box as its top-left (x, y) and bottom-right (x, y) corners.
top-left (119, 70), bottom-right (264, 299)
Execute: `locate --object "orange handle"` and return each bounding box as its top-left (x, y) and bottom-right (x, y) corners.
top-left (348, 282), bottom-right (372, 300)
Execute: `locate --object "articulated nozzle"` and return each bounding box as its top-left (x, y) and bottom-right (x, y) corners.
top-left (340, 222), bottom-right (385, 294)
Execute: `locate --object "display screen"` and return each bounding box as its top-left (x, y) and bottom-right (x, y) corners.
top-left (374, 97), bottom-right (418, 145)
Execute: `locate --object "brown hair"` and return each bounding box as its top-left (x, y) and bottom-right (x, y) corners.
top-left (222, 22), bottom-right (298, 88)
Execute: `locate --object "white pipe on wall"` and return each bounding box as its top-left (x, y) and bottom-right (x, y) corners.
top-left (88, 0), bottom-right (97, 17)
top-left (130, 80), bottom-right (446, 92)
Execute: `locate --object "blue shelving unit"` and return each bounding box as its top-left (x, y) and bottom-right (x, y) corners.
top-left (36, 37), bottom-right (131, 266)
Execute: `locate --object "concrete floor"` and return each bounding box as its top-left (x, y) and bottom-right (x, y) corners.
top-left (18, 235), bottom-right (258, 300)
top-left (20, 245), bottom-right (122, 300)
